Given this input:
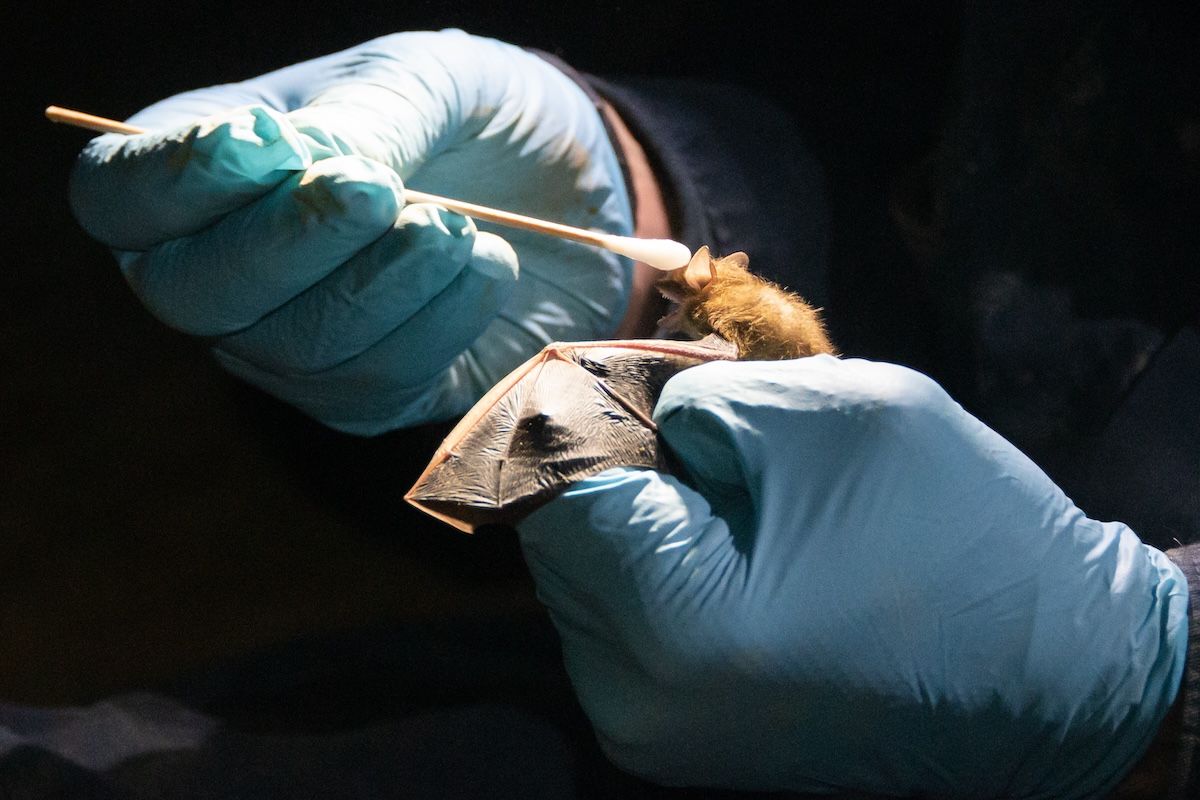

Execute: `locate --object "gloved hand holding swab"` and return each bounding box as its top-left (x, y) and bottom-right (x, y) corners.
top-left (52, 31), bottom-right (681, 432)
top-left (45, 105), bottom-right (693, 271)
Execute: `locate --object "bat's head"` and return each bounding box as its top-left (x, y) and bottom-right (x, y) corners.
top-left (655, 246), bottom-right (836, 360)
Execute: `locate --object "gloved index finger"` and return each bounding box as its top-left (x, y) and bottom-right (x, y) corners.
top-left (69, 101), bottom-right (312, 251)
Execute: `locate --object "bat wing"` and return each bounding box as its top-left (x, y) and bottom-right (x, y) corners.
top-left (406, 336), bottom-right (737, 532)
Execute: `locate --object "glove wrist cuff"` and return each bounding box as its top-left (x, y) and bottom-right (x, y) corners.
top-left (526, 50), bottom-right (636, 222)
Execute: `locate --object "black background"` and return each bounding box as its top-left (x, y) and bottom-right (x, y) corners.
top-left (4, 0), bottom-right (1197, 723)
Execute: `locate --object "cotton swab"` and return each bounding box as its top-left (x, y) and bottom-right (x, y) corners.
top-left (44, 105), bottom-right (694, 271)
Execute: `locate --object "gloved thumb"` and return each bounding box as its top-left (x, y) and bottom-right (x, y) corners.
top-left (70, 104), bottom-right (311, 251)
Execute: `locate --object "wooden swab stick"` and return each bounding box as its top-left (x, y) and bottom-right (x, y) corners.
top-left (45, 105), bottom-right (693, 271)
top-left (46, 106), bottom-right (145, 135)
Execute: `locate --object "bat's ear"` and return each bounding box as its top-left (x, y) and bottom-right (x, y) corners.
top-left (722, 251), bottom-right (750, 271)
top-left (684, 245), bottom-right (717, 290)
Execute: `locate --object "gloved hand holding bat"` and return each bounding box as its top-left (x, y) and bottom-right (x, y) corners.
top-left (517, 355), bottom-right (1188, 798)
top-left (68, 29), bottom-right (634, 433)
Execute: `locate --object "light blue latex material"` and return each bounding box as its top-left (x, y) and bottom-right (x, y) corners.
top-left (69, 30), bottom-right (633, 433)
top-left (518, 355), bottom-right (1189, 798)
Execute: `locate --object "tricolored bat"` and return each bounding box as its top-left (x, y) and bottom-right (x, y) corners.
top-left (406, 247), bottom-right (835, 532)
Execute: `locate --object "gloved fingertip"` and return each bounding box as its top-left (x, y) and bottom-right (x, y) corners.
top-left (246, 106), bottom-right (312, 171)
top-left (193, 105), bottom-right (313, 181)
top-left (69, 105), bottom-right (321, 250)
top-left (75, 131), bottom-right (129, 163)
top-left (419, 204), bottom-right (475, 238)
top-left (467, 231), bottom-right (519, 283)
top-left (391, 203), bottom-right (478, 261)
top-left (293, 156), bottom-right (403, 235)
top-left (394, 206), bottom-right (517, 284)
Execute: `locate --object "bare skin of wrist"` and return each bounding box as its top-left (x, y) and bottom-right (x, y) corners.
top-left (601, 101), bottom-right (672, 340)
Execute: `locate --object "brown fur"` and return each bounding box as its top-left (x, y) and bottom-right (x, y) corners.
top-left (656, 248), bottom-right (836, 360)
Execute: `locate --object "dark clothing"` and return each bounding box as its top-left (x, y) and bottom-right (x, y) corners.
top-left (540, 49), bottom-right (832, 306)
top-left (588, 75), bottom-right (832, 311)
top-left (1164, 543), bottom-right (1200, 799)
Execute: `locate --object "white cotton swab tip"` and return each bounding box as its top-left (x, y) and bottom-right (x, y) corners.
top-left (601, 235), bottom-right (693, 272)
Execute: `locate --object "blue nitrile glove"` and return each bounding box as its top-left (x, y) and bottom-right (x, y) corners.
top-left (518, 355), bottom-right (1189, 798)
top-left (69, 30), bottom-right (633, 433)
